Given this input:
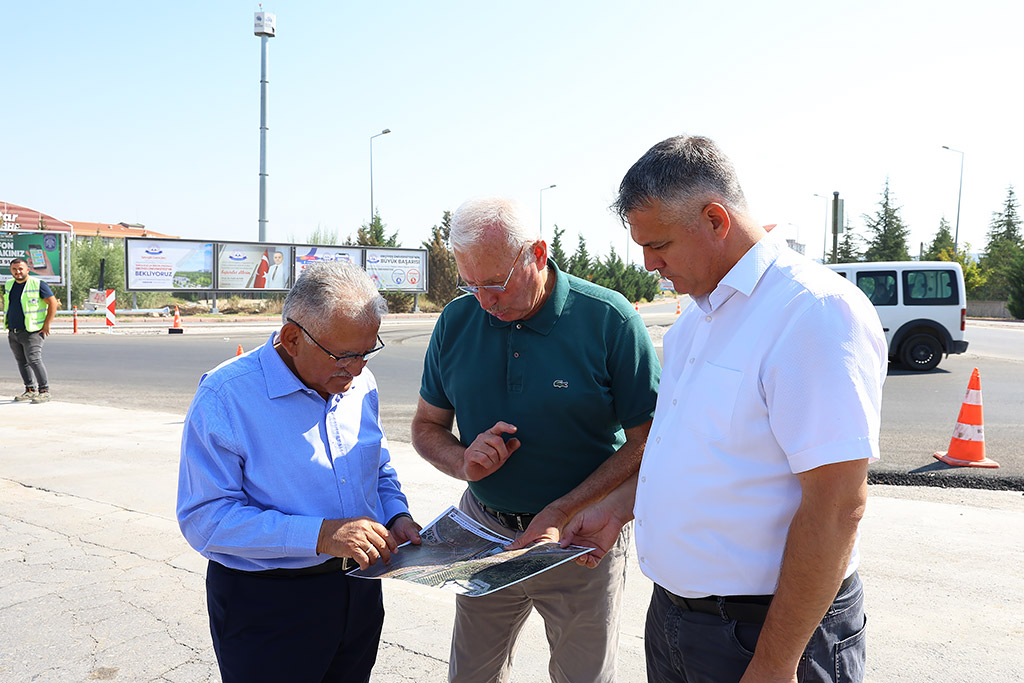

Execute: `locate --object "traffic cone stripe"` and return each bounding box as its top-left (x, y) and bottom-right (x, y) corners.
top-left (952, 423), bottom-right (984, 442)
top-left (963, 389), bottom-right (981, 405)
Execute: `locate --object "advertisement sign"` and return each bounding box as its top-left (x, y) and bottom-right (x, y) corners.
top-left (294, 245), bottom-right (363, 276)
top-left (126, 239), bottom-right (214, 290)
top-left (217, 243), bottom-right (292, 290)
top-left (0, 231), bottom-right (65, 284)
top-left (364, 248), bottom-right (428, 293)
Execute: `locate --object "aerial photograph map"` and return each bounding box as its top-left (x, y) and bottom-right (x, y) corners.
top-left (349, 506), bottom-right (592, 597)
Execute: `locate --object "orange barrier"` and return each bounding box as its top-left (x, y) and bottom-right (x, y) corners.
top-left (933, 368), bottom-right (999, 468)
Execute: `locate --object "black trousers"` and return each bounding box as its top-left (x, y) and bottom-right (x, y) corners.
top-left (206, 561), bottom-right (384, 683)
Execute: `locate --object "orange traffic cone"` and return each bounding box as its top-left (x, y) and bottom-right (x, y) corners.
top-left (168, 306), bottom-right (184, 335)
top-left (933, 368), bottom-right (998, 468)
top-left (634, 302), bottom-right (639, 312)
top-left (236, 344), bottom-right (244, 356)
top-left (675, 299), bottom-right (681, 315)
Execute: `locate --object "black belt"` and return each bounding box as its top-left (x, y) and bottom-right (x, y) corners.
top-left (219, 556), bottom-right (356, 579)
top-left (661, 572), bottom-right (857, 624)
top-left (480, 503), bottom-right (536, 532)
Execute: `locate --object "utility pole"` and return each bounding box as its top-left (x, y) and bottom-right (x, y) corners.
top-left (254, 10), bottom-right (276, 243)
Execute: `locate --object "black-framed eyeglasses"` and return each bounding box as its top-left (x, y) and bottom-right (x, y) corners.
top-left (286, 317), bottom-right (385, 366)
top-left (457, 244), bottom-right (526, 294)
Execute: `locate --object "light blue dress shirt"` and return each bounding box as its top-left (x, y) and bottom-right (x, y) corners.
top-left (177, 332), bottom-right (410, 571)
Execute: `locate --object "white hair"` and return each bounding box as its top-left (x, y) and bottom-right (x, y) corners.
top-left (282, 260), bottom-right (387, 335)
top-left (450, 197), bottom-right (536, 254)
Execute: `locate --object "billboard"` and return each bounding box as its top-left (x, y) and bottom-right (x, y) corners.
top-left (294, 245), bottom-right (362, 276)
top-left (126, 239), bottom-right (214, 290)
top-left (364, 248), bottom-right (427, 292)
top-left (218, 243), bottom-right (292, 290)
top-left (0, 231), bottom-right (66, 285)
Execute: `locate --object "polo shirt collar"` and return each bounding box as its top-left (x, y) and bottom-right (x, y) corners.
top-left (489, 258), bottom-right (566, 335)
top-left (696, 230), bottom-right (784, 313)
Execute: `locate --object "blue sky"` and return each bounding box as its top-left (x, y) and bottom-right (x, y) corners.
top-left (3, 1), bottom-right (1021, 263)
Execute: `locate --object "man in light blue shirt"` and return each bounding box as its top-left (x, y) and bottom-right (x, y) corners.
top-left (177, 260), bottom-right (421, 683)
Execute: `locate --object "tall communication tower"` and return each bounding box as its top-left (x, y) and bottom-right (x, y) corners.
top-left (254, 10), bottom-right (276, 242)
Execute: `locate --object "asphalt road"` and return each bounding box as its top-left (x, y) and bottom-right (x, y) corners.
top-left (5, 314), bottom-right (1021, 488)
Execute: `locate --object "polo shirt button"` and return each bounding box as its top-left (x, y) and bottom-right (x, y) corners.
top-left (688, 358), bottom-right (694, 364)
top-left (641, 476), bottom-right (646, 483)
top-left (516, 323), bottom-right (522, 329)
top-left (656, 437), bottom-right (661, 443)
top-left (340, 478), bottom-right (346, 484)
top-left (513, 352), bottom-right (520, 358)
top-left (672, 399), bottom-right (677, 405)
top-left (705, 315), bottom-right (712, 322)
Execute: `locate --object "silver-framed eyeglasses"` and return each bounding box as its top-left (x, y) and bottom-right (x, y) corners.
top-left (457, 244), bottom-right (526, 294)
top-left (286, 318), bottom-right (385, 365)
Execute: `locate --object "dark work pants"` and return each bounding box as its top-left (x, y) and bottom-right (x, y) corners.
top-left (646, 573), bottom-right (866, 683)
top-left (8, 329), bottom-right (48, 390)
top-left (206, 561), bottom-right (385, 683)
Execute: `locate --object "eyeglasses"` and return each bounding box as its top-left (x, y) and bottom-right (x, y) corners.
top-left (457, 244), bottom-right (526, 294)
top-left (286, 318), bottom-right (385, 365)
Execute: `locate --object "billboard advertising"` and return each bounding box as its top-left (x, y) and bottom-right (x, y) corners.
top-left (294, 245), bottom-right (362, 276)
top-left (126, 239), bottom-right (214, 290)
top-left (364, 248), bottom-right (427, 292)
top-left (0, 231), bottom-right (65, 284)
top-left (218, 243), bottom-right (292, 290)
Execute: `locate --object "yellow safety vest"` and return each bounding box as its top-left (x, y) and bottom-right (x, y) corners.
top-left (3, 276), bottom-right (48, 332)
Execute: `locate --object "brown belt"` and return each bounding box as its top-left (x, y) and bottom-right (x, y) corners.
top-left (661, 572), bottom-right (858, 624)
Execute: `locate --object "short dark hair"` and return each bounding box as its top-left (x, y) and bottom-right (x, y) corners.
top-left (9, 257), bottom-right (28, 267)
top-left (613, 135), bottom-right (747, 223)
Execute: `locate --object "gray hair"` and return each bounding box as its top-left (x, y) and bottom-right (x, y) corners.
top-left (282, 260), bottom-right (387, 334)
top-left (612, 135), bottom-right (748, 223)
top-left (450, 197), bottom-right (535, 254)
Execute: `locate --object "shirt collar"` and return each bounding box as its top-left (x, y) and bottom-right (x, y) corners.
top-left (488, 258), bottom-right (567, 334)
top-left (259, 331), bottom-right (317, 400)
top-left (695, 230), bottom-right (784, 313)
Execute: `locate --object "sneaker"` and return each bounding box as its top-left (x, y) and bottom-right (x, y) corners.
top-left (14, 389), bottom-right (37, 402)
top-left (30, 391), bottom-right (51, 404)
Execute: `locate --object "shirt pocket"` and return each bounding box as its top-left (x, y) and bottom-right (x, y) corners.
top-left (684, 362), bottom-right (744, 442)
top-left (359, 443), bottom-right (382, 501)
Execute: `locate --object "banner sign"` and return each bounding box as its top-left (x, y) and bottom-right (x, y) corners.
top-left (218, 243), bottom-right (292, 290)
top-left (126, 239), bottom-right (213, 290)
top-left (364, 248), bottom-right (427, 292)
top-left (0, 231), bottom-right (65, 284)
top-left (294, 245), bottom-right (362, 276)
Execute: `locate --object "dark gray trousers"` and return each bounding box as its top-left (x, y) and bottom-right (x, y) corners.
top-left (8, 329), bottom-right (49, 390)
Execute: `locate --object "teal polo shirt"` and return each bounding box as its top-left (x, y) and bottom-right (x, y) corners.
top-left (420, 260), bottom-right (661, 513)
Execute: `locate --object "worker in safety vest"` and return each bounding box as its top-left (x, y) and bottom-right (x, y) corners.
top-left (4, 257), bottom-right (59, 403)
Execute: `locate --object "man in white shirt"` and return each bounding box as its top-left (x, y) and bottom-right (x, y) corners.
top-left (559, 135), bottom-right (887, 683)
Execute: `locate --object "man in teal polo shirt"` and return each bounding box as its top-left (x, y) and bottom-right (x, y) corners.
top-left (412, 196), bottom-right (660, 683)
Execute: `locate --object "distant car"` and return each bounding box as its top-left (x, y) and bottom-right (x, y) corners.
top-left (826, 261), bottom-right (969, 371)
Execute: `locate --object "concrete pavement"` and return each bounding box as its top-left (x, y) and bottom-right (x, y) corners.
top-left (2, 400), bottom-right (1023, 682)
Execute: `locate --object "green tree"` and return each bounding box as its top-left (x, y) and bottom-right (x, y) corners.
top-left (862, 180), bottom-right (911, 262)
top-left (937, 242), bottom-right (986, 300)
top-left (549, 225), bottom-right (568, 270)
top-left (923, 217), bottom-right (955, 260)
top-left (567, 234), bottom-right (592, 279)
top-left (64, 237), bottom-right (125, 308)
top-left (354, 212), bottom-right (413, 312)
top-left (978, 185), bottom-right (1023, 300)
top-left (1006, 251), bottom-right (1024, 319)
top-left (836, 220), bottom-right (860, 263)
top-left (422, 210), bottom-right (460, 306)
top-left (302, 224), bottom-right (340, 245)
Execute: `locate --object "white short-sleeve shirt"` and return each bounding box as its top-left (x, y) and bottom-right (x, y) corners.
top-left (634, 232), bottom-right (887, 598)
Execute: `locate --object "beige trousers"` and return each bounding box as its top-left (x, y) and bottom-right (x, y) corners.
top-left (448, 488), bottom-right (631, 683)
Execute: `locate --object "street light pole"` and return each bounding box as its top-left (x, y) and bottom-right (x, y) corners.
top-left (942, 145), bottom-right (964, 256)
top-left (539, 184), bottom-right (556, 239)
top-left (369, 128), bottom-right (391, 224)
top-left (813, 193), bottom-right (830, 263)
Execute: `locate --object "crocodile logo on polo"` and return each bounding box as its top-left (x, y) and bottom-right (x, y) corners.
top-left (553, 380), bottom-right (569, 389)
